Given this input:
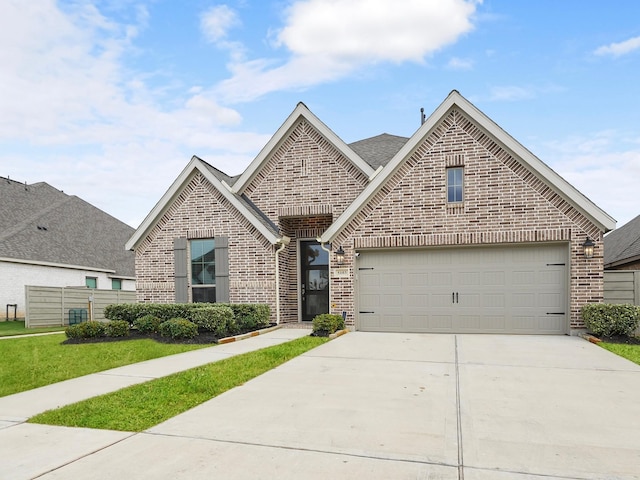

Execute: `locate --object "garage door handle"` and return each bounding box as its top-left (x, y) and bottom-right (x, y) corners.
top-left (359, 311), bottom-right (375, 314)
top-left (546, 312), bottom-right (565, 315)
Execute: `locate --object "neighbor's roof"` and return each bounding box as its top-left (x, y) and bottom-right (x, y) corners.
top-left (0, 177), bottom-right (135, 276)
top-left (604, 214), bottom-right (640, 268)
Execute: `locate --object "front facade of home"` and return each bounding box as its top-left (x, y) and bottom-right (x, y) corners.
top-left (127, 91), bottom-right (616, 335)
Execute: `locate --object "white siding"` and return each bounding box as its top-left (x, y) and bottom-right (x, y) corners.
top-left (0, 260), bottom-right (134, 319)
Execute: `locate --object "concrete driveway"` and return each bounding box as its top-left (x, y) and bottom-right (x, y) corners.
top-left (5, 333), bottom-right (640, 479)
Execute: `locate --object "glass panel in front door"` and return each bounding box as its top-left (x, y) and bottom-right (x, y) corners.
top-left (300, 241), bottom-right (329, 321)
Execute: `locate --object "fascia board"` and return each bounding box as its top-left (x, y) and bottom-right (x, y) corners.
top-left (451, 92), bottom-right (617, 232)
top-left (232, 103), bottom-right (375, 194)
top-left (319, 93), bottom-right (459, 243)
top-left (126, 157), bottom-right (202, 250)
top-left (320, 90), bottom-right (616, 243)
top-left (197, 165), bottom-right (281, 245)
top-left (126, 157), bottom-right (281, 250)
top-left (0, 256), bottom-right (116, 273)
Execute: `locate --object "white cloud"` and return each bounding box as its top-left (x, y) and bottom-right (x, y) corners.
top-left (447, 57), bottom-right (474, 70)
top-left (200, 4), bottom-right (240, 43)
top-left (216, 0), bottom-right (481, 102)
top-left (0, 1), bottom-right (269, 227)
top-left (540, 131), bottom-right (640, 227)
top-left (487, 85), bottom-right (536, 102)
top-left (594, 35), bottom-right (640, 57)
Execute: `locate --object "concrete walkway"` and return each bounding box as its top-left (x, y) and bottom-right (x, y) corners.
top-left (1, 332), bottom-right (639, 479)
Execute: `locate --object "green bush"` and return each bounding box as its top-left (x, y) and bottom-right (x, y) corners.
top-left (191, 305), bottom-right (236, 337)
top-left (311, 314), bottom-right (345, 337)
top-left (65, 320), bottom-right (106, 339)
top-left (158, 318), bottom-right (199, 340)
top-left (581, 303), bottom-right (640, 337)
top-left (133, 315), bottom-right (162, 334)
top-left (229, 304), bottom-right (270, 332)
top-left (104, 320), bottom-right (130, 338)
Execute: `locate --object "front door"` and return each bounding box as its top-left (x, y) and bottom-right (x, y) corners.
top-left (300, 240), bottom-right (329, 321)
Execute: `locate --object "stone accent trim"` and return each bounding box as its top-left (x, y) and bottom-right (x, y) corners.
top-left (278, 204), bottom-right (333, 218)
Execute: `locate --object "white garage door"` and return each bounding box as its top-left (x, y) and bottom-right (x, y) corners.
top-left (357, 244), bottom-right (568, 334)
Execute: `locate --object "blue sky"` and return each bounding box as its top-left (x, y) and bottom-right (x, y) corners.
top-left (1, 0), bottom-right (639, 229)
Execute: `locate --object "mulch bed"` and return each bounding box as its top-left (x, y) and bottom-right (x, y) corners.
top-left (596, 334), bottom-right (640, 345)
top-left (62, 326), bottom-right (275, 345)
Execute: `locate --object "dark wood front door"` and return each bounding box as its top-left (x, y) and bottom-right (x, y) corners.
top-left (300, 240), bottom-right (329, 321)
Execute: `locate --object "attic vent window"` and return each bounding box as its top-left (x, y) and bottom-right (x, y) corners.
top-left (301, 157), bottom-right (309, 176)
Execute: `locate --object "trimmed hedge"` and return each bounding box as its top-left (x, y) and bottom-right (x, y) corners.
top-left (104, 320), bottom-right (130, 338)
top-left (158, 318), bottom-right (199, 340)
top-left (190, 305), bottom-right (236, 337)
top-left (311, 314), bottom-right (345, 337)
top-left (581, 303), bottom-right (640, 337)
top-left (65, 320), bottom-right (107, 339)
top-left (133, 315), bottom-right (162, 334)
top-left (105, 303), bottom-right (271, 333)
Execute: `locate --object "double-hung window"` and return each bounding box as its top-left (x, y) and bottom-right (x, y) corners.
top-left (190, 239), bottom-right (216, 302)
top-left (447, 167), bottom-right (464, 203)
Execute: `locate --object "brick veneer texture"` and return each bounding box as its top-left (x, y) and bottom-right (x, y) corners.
top-left (136, 107), bottom-right (605, 330)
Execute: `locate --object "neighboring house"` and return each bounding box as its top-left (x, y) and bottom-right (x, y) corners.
top-left (0, 177), bottom-right (135, 318)
top-left (126, 91), bottom-right (615, 335)
top-left (604, 215), bottom-right (640, 270)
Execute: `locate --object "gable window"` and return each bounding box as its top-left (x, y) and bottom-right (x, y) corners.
top-left (86, 277), bottom-right (97, 289)
top-left (191, 239), bottom-right (216, 303)
top-left (447, 167), bottom-right (464, 203)
top-left (112, 278), bottom-right (122, 290)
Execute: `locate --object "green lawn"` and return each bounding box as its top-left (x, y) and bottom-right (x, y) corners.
top-left (29, 335), bottom-right (327, 432)
top-left (0, 320), bottom-right (66, 336)
top-left (0, 334), bottom-right (208, 397)
top-left (599, 342), bottom-right (640, 365)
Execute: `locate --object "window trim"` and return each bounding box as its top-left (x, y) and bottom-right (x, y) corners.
top-left (447, 166), bottom-right (464, 203)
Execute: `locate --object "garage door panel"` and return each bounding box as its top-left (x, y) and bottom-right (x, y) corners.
top-left (358, 244), bottom-right (568, 334)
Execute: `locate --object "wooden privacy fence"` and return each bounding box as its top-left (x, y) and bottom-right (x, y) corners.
top-left (604, 271), bottom-right (640, 306)
top-left (25, 286), bottom-right (136, 328)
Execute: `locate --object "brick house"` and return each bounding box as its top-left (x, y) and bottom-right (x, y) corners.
top-left (126, 91), bottom-right (615, 334)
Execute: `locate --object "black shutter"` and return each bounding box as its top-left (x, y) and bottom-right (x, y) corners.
top-left (173, 238), bottom-right (188, 303)
top-left (215, 236), bottom-right (229, 303)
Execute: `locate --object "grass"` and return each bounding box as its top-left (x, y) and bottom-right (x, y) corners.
top-left (0, 334), bottom-right (208, 397)
top-left (29, 335), bottom-right (327, 432)
top-left (599, 342), bottom-right (640, 365)
top-left (0, 320), bottom-right (66, 336)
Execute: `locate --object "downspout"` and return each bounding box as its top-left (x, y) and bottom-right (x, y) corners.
top-left (274, 236), bottom-right (291, 324)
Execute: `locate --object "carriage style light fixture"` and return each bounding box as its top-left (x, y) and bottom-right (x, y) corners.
top-left (582, 237), bottom-right (595, 259)
top-left (335, 246), bottom-right (345, 265)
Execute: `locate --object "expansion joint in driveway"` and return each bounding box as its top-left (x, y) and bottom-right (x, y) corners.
top-left (455, 335), bottom-right (464, 480)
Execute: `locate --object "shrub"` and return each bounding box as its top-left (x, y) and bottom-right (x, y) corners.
top-left (230, 304), bottom-right (270, 332)
top-left (133, 314), bottom-right (162, 334)
top-left (311, 314), bottom-right (345, 337)
top-left (191, 305), bottom-right (236, 337)
top-left (104, 303), bottom-right (144, 324)
top-left (104, 320), bottom-right (130, 338)
top-left (582, 303), bottom-right (640, 337)
top-left (158, 318), bottom-right (199, 340)
top-left (65, 320), bottom-right (106, 339)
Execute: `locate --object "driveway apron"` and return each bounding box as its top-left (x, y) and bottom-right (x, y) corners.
top-left (3, 332), bottom-right (639, 479)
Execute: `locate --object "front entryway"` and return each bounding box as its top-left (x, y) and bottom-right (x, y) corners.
top-left (299, 240), bottom-right (329, 321)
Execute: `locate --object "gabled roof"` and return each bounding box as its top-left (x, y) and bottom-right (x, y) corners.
top-left (349, 133), bottom-right (409, 169)
top-left (125, 156), bottom-right (282, 250)
top-left (0, 177), bottom-right (135, 276)
top-left (604, 214), bottom-right (640, 268)
top-left (231, 102), bottom-right (376, 194)
top-left (319, 90), bottom-right (616, 243)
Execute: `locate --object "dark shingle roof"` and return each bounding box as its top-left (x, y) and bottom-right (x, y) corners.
top-left (604, 214), bottom-right (640, 267)
top-left (199, 158), bottom-right (240, 187)
top-left (0, 177), bottom-right (135, 277)
top-left (349, 133), bottom-right (409, 169)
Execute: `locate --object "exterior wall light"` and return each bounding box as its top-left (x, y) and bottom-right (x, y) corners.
top-left (582, 237), bottom-right (595, 259)
top-left (335, 246), bottom-right (345, 265)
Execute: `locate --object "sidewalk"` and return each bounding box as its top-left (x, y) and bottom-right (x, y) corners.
top-left (0, 327), bottom-right (311, 423)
